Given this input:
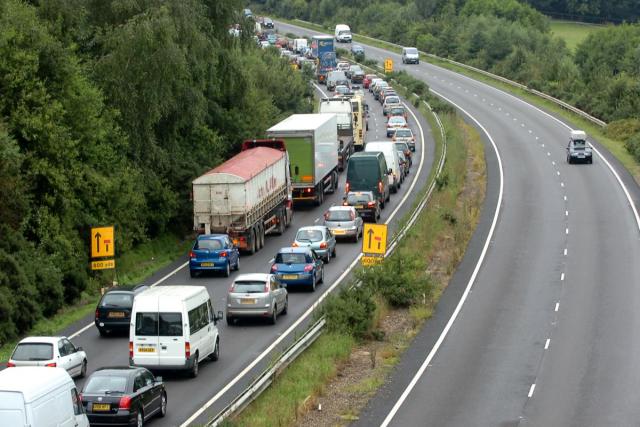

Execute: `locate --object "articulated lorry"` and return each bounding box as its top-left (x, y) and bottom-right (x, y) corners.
top-left (266, 114), bottom-right (339, 206)
top-left (192, 140), bottom-right (293, 254)
top-left (311, 35), bottom-right (336, 84)
top-left (319, 97), bottom-right (355, 169)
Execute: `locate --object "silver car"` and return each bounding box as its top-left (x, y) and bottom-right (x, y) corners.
top-left (323, 206), bottom-right (364, 243)
top-left (226, 273), bottom-right (288, 325)
top-left (293, 226), bottom-right (337, 263)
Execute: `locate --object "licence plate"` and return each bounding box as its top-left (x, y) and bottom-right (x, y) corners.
top-left (92, 403), bottom-right (110, 411)
top-left (355, 205), bottom-right (363, 209)
top-left (108, 311), bottom-right (125, 318)
top-left (333, 229), bottom-right (346, 235)
top-left (201, 262), bottom-right (214, 267)
top-left (241, 299), bottom-right (256, 305)
top-left (282, 274), bottom-right (298, 280)
top-left (138, 347), bottom-right (155, 353)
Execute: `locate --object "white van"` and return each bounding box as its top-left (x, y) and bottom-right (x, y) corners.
top-left (334, 24), bottom-right (352, 43)
top-left (0, 367), bottom-right (89, 427)
top-left (130, 286), bottom-right (223, 378)
top-left (402, 47), bottom-right (420, 64)
top-left (365, 141), bottom-right (402, 193)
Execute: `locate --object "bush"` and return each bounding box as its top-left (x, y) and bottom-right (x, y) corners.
top-left (625, 132), bottom-right (640, 163)
top-left (323, 284), bottom-right (376, 340)
top-left (607, 119), bottom-right (640, 142)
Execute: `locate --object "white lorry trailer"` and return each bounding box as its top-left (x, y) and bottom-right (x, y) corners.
top-left (192, 140), bottom-right (293, 254)
top-left (319, 97), bottom-right (355, 170)
top-left (266, 114), bottom-right (339, 206)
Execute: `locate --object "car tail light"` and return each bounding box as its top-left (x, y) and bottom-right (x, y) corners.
top-left (324, 212), bottom-right (330, 220)
top-left (228, 282), bottom-right (236, 292)
top-left (95, 309), bottom-right (99, 319)
top-left (129, 342), bottom-right (133, 358)
top-left (286, 199), bottom-right (293, 209)
top-left (345, 182), bottom-right (350, 193)
top-left (119, 396), bottom-right (132, 410)
top-left (79, 393), bottom-right (83, 402)
top-left (304, 264), bottom-right (314, 272)
top-left (45, 362), bottom-right (57, 367)
top-left (378, 181), bottom-right (383, 193)
top-left (185, 342), bottom-right (191, 360)
top-left (320, 242), bottom-right (328, 249)
top-left (368, 201), bottom-right (376, 207)
top-left (6, 362), bottom-right (15, 368)
top-left (220, 251), bottom-right (227, 257)
top-left (189, 251), bottom-right (196, 259)
top-left (292, 242), bottom-right (299, 247)
top-left (271, 264), bottom-right (278, 272)
top-left (350, 211), bottom-right (356, 220)
top-left (264, 282), bottom-right (270, 292)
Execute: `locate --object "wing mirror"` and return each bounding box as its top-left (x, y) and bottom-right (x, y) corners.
top-left (214, 311), bottom-right (224, 324)
top-left (154, 376), bottom-right (163, 383)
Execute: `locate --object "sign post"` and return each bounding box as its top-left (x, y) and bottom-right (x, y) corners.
top-left (361, 223), bottom-right (388, 267)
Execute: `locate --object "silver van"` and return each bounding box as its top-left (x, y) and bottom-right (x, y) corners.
top-left (402, 47), bottom-right (419, 64)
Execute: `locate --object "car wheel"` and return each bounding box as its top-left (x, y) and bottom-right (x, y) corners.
top-left (354, 230), bottom-right (359, 243)
top-left (567, 155), bottom-right (572, 164)
top-left (325, 250), bottom-right (331, 264)
top-left (210, 338), bottom-right (219, 361)
top-left (79, 359), bottom-right (87, 378)
top-left (310, 276), bottom-right (316, 292)
top-left (136, 409), bottom-right (144, 427)
top-left (189, 269), bottom-right (197, 278)
top-left (223, 261), bottom-right (230, 278)
top-left (282, 297), bottom-right (288, 315)
top-left (332, 246), bottom-right (337, 257)
top-left (270, 306), bottom-right (277, 325)
top-left (190, 354), bottom-right (199, 378)
top-left (235, 257), bottom-right (240, 271)
top-left (160, 392), bottom-right (167, 417)
top-left (249, 230), bottom-right (256, 255)
top-left (319, 267), bottom-right (324, 284)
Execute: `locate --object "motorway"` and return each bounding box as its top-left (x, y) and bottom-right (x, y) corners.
top-left (277, 21), bottom-right (640, 427)
top-left (57, 79), bottom-right (435, 425)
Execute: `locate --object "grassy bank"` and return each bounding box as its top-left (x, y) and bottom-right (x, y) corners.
top-left (0, 232), bottom-right (191, 362)
top-left (228, 94), bottom-right (486, 425)
top-left (550, 20), bottom-right (602, 51)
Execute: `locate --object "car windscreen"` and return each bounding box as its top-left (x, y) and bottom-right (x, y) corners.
top-left (11, 343), bottom-right (53, 361)
top-left (275, 253), bottom-right (308, 264)
top-left (83, 375), bottom-right (128, 394)
top-left (406, 48), bottom-right (418, 54)
top-left (326, 210), bottom-right (353, 221)
top-left (390, 107), bottom-right (405, 114)
top-left (100, 293), bottom-right (133, 308)
top-left (296, 229), bottom-right (324, 242)
top-left (389, 117), bottom-right (406, 125)
top-left (233, 281), bottom-right (267, 293)
top-left (197, 239), bottom-right (223, 250)
top-left (395, 143), bottom-right (409, 151)
top-left (394, 129), bottom-right (412, 138)
top-left (347, 192), bottom-right (373, 204)
top-left (385, 97), bottom-right (400, 104)
top-left (573, 140), bottom-right (586, 149)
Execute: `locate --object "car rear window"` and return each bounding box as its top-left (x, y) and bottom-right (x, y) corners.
top-left (135, 312), bottom-right (182, 336)
top-left (386, 97), bottom-right (400, 104)
top-left (159, 313), bottom-right (183, 336)
top-left (100, 293), bottom-right (133, 308)
top-left (233, 281), bottom-right (267, 293)
top-left (12, 343), bottom-right (53, 361)
top-left (83, 375), bottom-right (128, 394)
top-left (395, 143), bottom-right (409, 151)
top-left (275, 253), bottom-right (308, 264)
top-left (395, 129), bottom-right (412, 137)
top-left (326, 210), bottom-right (353, 221)
top-left (197, 239), bottom-right (223, 250)
top-left (296, 229), bottom-right (323, 242)
top-left (347, 193), bottom-right (373, 204)
top-left (389, 117), bottom-right (405, 125)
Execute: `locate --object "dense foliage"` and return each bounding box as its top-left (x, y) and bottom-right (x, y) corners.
top-left (259, 0), bottom-right (640, 153)
top-left (0, 0), bottom-right (312, 344)
top-left (522, 0), bottom-right (640, 23)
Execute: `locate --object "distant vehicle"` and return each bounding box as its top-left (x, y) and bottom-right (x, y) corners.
top-left (293, 225), bottom-right (337, 263)
top-left (345, 152), bottom-right (391, 208)
top-left (335, 24), bottom-right (352, 43)
top-left (81, 367), bottom-right (166, 427)
top-left (270, 247), bottom-right (324, 291)
top-left (95, 285), bottom-right (149, 337)
top-left (323, 206), bottom-right (364, 242)
top-left (395, 141), bottom-right (413, 168)
top-left (343, 191), bottom-right (381, 222)
top-left (349, 65), bottom-right (365, 83)
top-left (0, 367), bottom-right (89, 427)
top-left (402, 47), bottom-right (419, 64)
top-left (383, 95), bottom-right (402, 115)
top-left (263, 17), bottom-right (274, 28)
top-left (337, 61), bottom-right (351, 72)
top-left (393, 127), bottom-right (416, 151)
top-left (373, 81), bottom-right (390, 100)
top-left (351, 44), bottom-right (365, 59)
top-left (397, 150), bottom-right (409, 179)
top-left (363, 74), bottom-right (376, 89)
top-left (386, 115), bottom-right (408, 138)
top-left (389, 105), bottom-right (408, 121)
top-left (130, 286), bottom-right (223, 378)
top-left (366, 141), bottom-right (402, 192)
top-left (189, 234), bottom-right (240, 278)
top-left (326, 70), bottom-right (349, 91)
top-left (226, 273), bottom-right (288, 325)
top-left (379, 88), bottom-right (398, 105)
top-left (243, 8), bottom-right (253, 18)
top-left (8, 336), bottom-right (87, 379)
top-left (369, 78), bottom-right (385, 94)
top-left (267, 33), bottom-right (277, 44)
top-left (294, 38), bottom-right (308, 53)
top-left (335, 85), bottom-right (351, 97)
top-left (566, 130), bottom-right (593, 164)
top-left (319, 97), bottom-right (355, 170)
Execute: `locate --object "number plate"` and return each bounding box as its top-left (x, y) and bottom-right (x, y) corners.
top-left (332, 229), bottom-right (345, 235)
top-left (355, 205), bottom-right (363, 209)
top-left (92, 403), bottom-right (110, 411)
top-left (138, 347), bottom-right (155, 353)
top-left (282, 274), bottom-right (298, 280)
top-left (200, 262), bottom-right (214, 267)
top-left (108, 311), bottom-right (125, 318)
top-left (241, 299), bottom-right (256, 305)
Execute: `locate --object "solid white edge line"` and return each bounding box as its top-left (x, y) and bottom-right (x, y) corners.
top-left (380, 89), bottom-right (504, 427)
top-left (181, 94), bottom-right (427, 427)
top-left (528, 383), bottom-right (536, 398)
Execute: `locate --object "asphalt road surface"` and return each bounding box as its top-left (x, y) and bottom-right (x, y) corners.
top-left (276, 20), bottom-right (640, 427)
top-left (55, 76), bottom-right (435, 426)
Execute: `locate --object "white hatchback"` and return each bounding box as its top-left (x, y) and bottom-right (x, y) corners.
top-left (7, 336), bottom-right (88, 379)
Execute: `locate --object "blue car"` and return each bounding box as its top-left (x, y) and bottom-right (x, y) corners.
top-left (189, 234), bottom-right (240, 278)
top-left (270, 247), bottom-right (324, 292)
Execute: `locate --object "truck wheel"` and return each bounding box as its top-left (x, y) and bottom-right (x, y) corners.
top-left (259, 224), bottom-right (265, 249)
top-left (329, 171), bottom-right (338, 194)
top-left (315, 183), bottom-right (324, 206)
top-left (248, 230), bottom-right (256, 255)
top-left (277, 211), bottom-right (286, 234)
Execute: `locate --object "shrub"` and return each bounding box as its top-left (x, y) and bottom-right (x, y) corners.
top-left (625, 132), bottom-right (640, 163)
top-left (323, 284), bottom-right (376, 340)
top-left (607, 119), bottom-right (640, 142)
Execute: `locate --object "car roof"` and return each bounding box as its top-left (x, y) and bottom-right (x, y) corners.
top-left (18, 336), bottom-right (63, 344)
top-left (277, 246), bottom-right (311, 254)
top-left (328, 205), bottom-right (355, 211)
top-left (389, 116), bottom-right (406, 123)
top-left (297, 225), bottom-right (326, 232)
top-left (197, 234), bottom-right (227, 241)
top-left (348, 190), bottom-right (374, 196)
top-left (234, 273), bottom-right (271, 282)
top-left (94, 366), bottom-right (140, 376)
top-left (0, 367), bottom-right (73, 403)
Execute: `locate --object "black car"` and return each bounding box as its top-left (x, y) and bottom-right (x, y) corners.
top-left (82, 367), bottom-right (166, 426)
top-left (263, 17), bottom-right (274, 29)
top-left (95, 285), bottom-right (148, 336)
top-left (344, 191), bottom-right (381, 222)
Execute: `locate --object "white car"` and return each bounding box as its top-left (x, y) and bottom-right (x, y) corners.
top-left (7, 336), bottom-right (88, 378)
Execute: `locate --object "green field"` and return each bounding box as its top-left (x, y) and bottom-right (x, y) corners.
top-left (550, 20), bottom-right (603, 51)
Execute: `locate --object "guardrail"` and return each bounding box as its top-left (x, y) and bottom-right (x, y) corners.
top-left (206, 82), bottom-right (448, 427)
top-left (292, 19), bottom-right (607, 128)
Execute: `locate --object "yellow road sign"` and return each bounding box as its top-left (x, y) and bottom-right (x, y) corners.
top-left (91, 259), bottom-right (116, 270)
top-left (91, 226), bottom-right (115, 258)
top-left (361, 256), bottom-right (384, 267)
top-left (384, 58), bottom-right (393, 73)
top-left (362, 223), bottom-right (387, 255)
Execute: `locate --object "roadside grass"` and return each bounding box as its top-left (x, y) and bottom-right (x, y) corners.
top-left (0, 232), bottom-right (192, 362)
top-left (550, 20), bottom-right (602, 51)
top-left (228, 91), bottom-right (486, 425)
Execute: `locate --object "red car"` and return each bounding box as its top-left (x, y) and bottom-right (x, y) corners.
top-left (363, 74), bottom-right (377, 89)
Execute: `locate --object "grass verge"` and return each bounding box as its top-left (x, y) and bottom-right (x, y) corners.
top-left (550, 20), bottom-right (602, 52)
top-left (0, 232), bottom-right (191, 362)
top-left (228, 95), bottom-right (486, 426)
